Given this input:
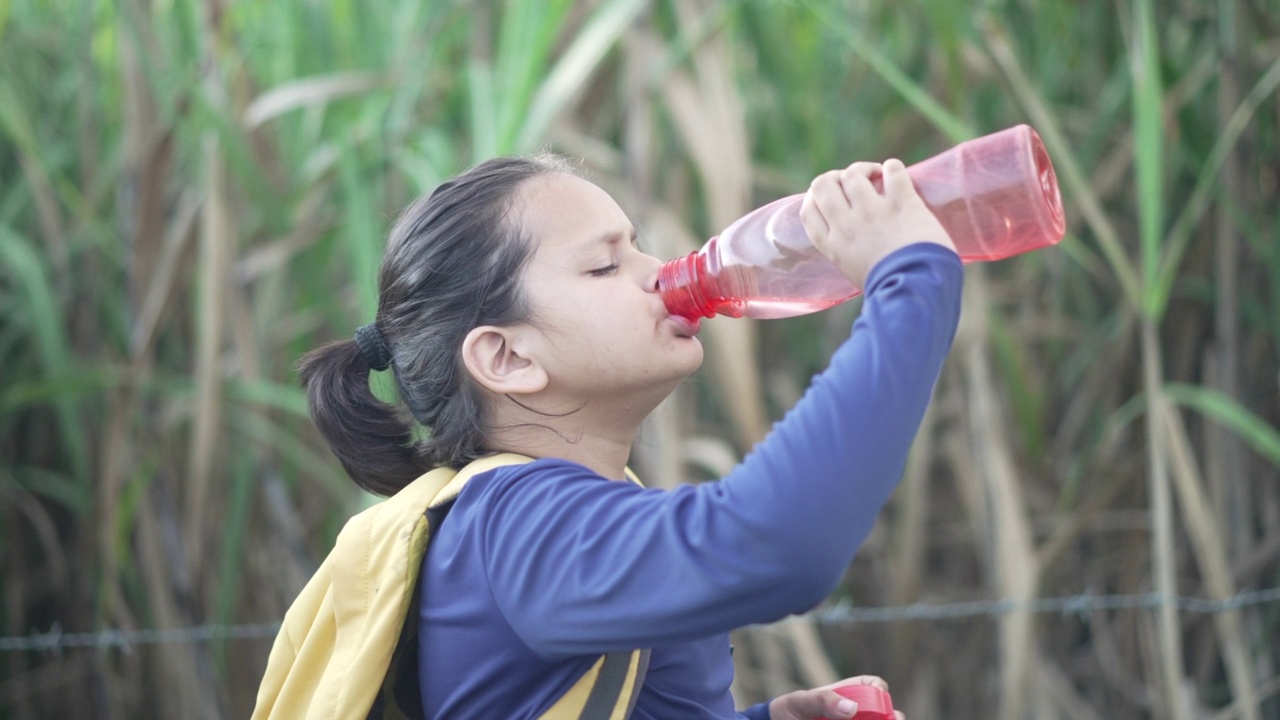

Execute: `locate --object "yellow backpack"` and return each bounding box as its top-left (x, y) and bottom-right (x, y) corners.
top-left (252, 453), bottom-right (650, 720)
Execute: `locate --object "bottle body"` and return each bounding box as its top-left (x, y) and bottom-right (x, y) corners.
top-left (659, 124), bottom-right (1066, 320)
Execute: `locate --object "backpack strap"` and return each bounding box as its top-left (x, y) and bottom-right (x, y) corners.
top-left (430, 457), bottom-right (652, 719)
top-left (376, 453), bottom-right (651, 720)
top-left (371, 453), bottom-right (535, 720)
top-left (538, 648), bottom-right (650, 720)
top-left (535, 467), bottom-right (650, 720)
top-left (429, 453), bottom-right (536, 510)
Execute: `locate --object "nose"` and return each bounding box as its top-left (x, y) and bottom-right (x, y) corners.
top-left (645, 271), bottom-right (661, 293)
top-left (641, 253), bottom-right (662, 293)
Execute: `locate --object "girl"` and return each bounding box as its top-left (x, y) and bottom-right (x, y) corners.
top-left (294, 154), bottom-right (961, 719)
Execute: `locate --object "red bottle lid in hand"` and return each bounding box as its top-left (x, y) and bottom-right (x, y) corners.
top-left (817, 684), bottom-right (895, 720)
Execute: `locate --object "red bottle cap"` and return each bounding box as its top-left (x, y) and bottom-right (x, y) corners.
top-left (817, 684), bottom-right (895, 720)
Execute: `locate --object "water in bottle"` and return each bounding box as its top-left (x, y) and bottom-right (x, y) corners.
top-left (659, 124), bottom-right (1066, 320)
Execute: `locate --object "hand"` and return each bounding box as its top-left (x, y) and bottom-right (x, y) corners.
top-left (799, 158), bottom-right (956, 290)
top-left (767, 675), bottom-right (906, 720)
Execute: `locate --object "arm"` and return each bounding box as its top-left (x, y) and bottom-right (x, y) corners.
top-left (481, 243), bottom-right (962, 658)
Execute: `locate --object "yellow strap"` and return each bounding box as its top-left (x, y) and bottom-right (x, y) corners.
top-left (536, 649), bottom-right (649, 720)
top-left (429, 453), bottom-right (649, 719)
top-left (430, 452), bottom-right (538, 508)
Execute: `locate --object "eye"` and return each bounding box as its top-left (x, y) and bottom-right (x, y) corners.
top-left (588, 263), bottom-right (619, 277)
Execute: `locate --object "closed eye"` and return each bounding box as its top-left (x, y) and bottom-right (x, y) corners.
top-left (588, 263), bottom-right (619, 277)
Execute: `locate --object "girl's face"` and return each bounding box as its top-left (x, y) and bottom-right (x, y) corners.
top-left (512, 173), bottom-right (704, 404)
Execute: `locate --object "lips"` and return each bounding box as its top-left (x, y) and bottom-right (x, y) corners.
top-left (667, 315), bottom-right (702, 338)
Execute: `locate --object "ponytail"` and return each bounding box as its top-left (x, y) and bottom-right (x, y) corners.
top-left (297, 339), bottom-right (425, 496)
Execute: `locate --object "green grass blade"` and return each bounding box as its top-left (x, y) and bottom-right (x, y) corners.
top-left (0, 367), bottom-right (127, 417)
top-left (0, 78), bottom-right (38, 152)
top-left (11, 465), bottom-right (91, 516)
top-left (1153, 55), bottom-right (1280, 319)
top-left (0, 223), bottom-right (88, 480)
top-left (494, 0), bottom-right (567, 152)
top-left (1106, 381), bottom-right (1280, 472)
top-left (1130, 0), bottom-right (1164, 317)
top-left (1164, 383), bottom-right (1280, 469)
top-left (243, 72), bottom-right (384, 130)
top-left (516, 0), bottom-right (649, 152)
top-left (468, 59), bottom-right (498, 159)
top-left (212, 449), bottom-right (255, 668)
top-left (338, 151), bottom-right (382, 321)
top-left (225, 378), bottom-right (311, 419)
top-left (988, 310), bottom-right (1045, 460)
top-left (802, 0), bottom-right (974, 144)
top-left (231, 408), bottom-right (350, 498)
top-left (979, 17), bottom-right (1144, 309)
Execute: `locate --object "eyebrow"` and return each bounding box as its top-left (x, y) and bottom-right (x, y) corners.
top-left (582, 226), bottom-right (639, 250)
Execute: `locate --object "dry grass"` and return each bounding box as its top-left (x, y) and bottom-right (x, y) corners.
top-left (1, 1), bottom-right (1278, 718)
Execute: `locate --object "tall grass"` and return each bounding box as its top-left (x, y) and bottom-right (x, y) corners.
top-left (2, 0), bottom-right (1278, 717)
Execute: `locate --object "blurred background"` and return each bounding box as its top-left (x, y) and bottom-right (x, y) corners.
top-left (2, 0), bottom-right (1278, 718)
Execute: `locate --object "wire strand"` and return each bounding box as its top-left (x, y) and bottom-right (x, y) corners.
top-left (4, 586), bottom-right (1279, 653)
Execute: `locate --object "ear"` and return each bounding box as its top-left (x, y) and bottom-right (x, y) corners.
top-left (461, 325), bottom-right (548, 396)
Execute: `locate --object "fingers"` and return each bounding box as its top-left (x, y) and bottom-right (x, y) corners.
top-left (844, 674), bottom-right (890, 692)
top-left (801, 158), bottom-right (949, 288)
top-left (839, 161), bottom-right (884, 209)
top-left (804, 161), bottom-right (888, 233)
top-left (810, 169), bottom-right (852, 227)
top-left (881, 158), bottom-right (915, 205)
top-left (808, 163), bottom-right (882, 242)
top-left (819, 689), bottom-right (859, 719)
top-left (772, 687), bottom-right (857, 720)
top-left (778, 677), bottom-right (898, 720)
top-left (799, 170), bottom-right (839, 243)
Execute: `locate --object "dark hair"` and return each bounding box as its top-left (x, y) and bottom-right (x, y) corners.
top-left (298, 155), bottom-right (573, 496)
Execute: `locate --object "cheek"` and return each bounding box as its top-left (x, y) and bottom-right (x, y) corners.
top-left (530, 282), bottom-right (654, 355)
top-left (560, 291), bottom-right (646, 335)
top-left (534, 304), bottom-right (627, 368)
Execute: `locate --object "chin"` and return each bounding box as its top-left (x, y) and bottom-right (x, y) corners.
top-left (673, 339), bottom-right (704, 370)
top-left (688, 345), bottom-right (705, 370)
top-left (645, 349), bottom-right (702, 390)
top-left (673, 349), bottom-right (704, 380)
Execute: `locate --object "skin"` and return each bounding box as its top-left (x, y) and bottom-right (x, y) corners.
top-left (800, 158), bottom-right (954, 289)
top-left (461, 172), bottom-right (705, 480)
top-left (771, 675), bottom-right (906, 720)
top-left (461, 159), bottom-right (954, 719)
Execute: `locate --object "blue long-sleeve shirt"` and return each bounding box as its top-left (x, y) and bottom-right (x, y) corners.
top-left (417, 243), bottom-right (963, 719)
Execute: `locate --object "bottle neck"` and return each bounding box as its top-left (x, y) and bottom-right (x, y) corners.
top-left (658, 250), bottom-right (717, 320)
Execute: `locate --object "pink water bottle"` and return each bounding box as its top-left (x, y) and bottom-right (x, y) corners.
top-left (658, 124), bottom-right (1066, 320)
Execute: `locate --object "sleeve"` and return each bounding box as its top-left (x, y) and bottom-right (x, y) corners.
top-left (481, 243), bottom-right (963, 659)
top-left (739, 702), bottom-right (772, 720)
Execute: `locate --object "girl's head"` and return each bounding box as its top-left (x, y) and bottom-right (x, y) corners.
top-left (300, 156), bottom-right (702, 495)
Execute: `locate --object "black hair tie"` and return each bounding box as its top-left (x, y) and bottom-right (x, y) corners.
top-left (354, 323), bottom-right (392, 371)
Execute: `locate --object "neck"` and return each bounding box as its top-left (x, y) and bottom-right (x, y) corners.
top-left (484, 391), bottom-right (660, 480)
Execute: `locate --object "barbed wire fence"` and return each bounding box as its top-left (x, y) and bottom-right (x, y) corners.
top-left (3, 586), bottom-right (1279, 653)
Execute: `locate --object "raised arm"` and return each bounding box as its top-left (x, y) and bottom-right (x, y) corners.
top-left (481, 242), bottom-right (962, 658)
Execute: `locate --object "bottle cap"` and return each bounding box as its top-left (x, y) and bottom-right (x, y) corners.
top-left (658, 250), bottom-right (723, 319)
top-left (825, 684), bottom-right (895, 720)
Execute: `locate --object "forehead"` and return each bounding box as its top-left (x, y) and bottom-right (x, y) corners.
top-left (515, 173), bottom-right (630, 255)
